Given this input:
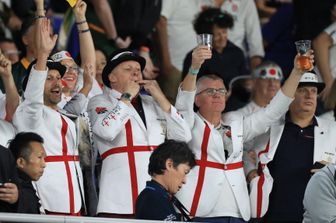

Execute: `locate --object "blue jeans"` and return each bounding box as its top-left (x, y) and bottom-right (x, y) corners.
top-left (193, 216), bottom-right (247, 223)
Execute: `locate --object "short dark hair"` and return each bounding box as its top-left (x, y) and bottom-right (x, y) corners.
top-left (148, 140), bottom-right (196, 176)
top-left (0, 36), bottom-right (15, 44)
top-left (9, 132), bottom-right (44, 161)
top-left (20, 15), bottom-right (36, 36)
top-left (193, 7), bottom-right (234, 34)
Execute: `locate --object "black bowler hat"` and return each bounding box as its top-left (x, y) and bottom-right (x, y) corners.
top-left (102, 49), bottom-right (146, 88)
top-left (22, 60), bottom-right (67, 92)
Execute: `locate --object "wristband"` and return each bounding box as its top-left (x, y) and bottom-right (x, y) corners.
top-left (189, 67), bottom-right (199, 75)
top-left (78, 29), bottom-right (90, 34)
top-left (35, 15), bottom-right (46, 19)
top-left (75, 20), bottom-right (87, 25)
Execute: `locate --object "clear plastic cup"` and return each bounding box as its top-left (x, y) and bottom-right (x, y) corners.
top-left (295, 40), bottom-right (313, 71)
top-left (197, 34), bottom-right (213, 50)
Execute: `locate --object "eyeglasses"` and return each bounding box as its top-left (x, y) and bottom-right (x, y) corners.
top-left (196, 88), bottom-right (227, 96)
top-left (65, 65), bottom-right (80, 74)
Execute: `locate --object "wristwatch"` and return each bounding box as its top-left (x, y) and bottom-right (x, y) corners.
top-left (120, 92), bottom-right (132, 102)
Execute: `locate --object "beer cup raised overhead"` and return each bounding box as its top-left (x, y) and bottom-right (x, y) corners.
top-left (295, 40), bottom-right (313, 71)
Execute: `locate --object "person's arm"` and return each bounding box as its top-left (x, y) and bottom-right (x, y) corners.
top-left (175, 46), bottom-right (212, 128)
top-left (72, 0), bottom-right (95, 99)
top-left (0, 52), bottom-right (19, 122)
top-left (34, 0), bottom-right (45, 17)
top-left (255, 0), bottom-right (277, 18)
top-left (137, 80), bottom-right (171, 113)
top-left (90, 0), bottom-right (131, 48)
top-left (78, 63), bottom-right (94, 97)
top-left (243, 53), bottom-right (311, 141)
top-left (280, 53), bottom-right (311, 98)
top-left (313, 30), bottom-right (334, 101)
top-left (303, 166), bottom-right (336, 223)
top-left (180, 46), bottom-right (212, 91)
top-left (139, 48), bottom-right (159, 80)
top-left (155, 16), bottom-right (180, 76)
top-left (73, 0), bottom-right (95, 74)
top-left (244, 0), bottom-right (264, 69)
top-left (87, 79), bottom-right (140, 141)
top-left (14, 18), bottom-right (57, 130)
top-left (0, 147), bottom-right (19, 208)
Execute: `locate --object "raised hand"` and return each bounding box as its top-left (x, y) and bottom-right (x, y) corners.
top-left (293, 49), bottom-right (314, 73)
top-left (73, 0), bottom-right (87, 21)
top-left (115, 36), bottom-right (132, 49)
top-left (137, 79), bottom-right (171, 112)
top-left (124, 80), bottom-right (140, 99)
top-left (139, 52), bottom-right (159, 80)
top-left (78, 63), bottom-right (94, 97)
top-left (83, 63), bottom-right (94, 88)
top-left (0, 51), bottom-right (12, 79)
top-left (35, 18), bottom-right (58, 59)
top-left (191, 46), bottom-right (212, 70)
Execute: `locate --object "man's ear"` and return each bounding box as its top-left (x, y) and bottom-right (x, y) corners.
top-left (165, 158), bottom-right (174, 171)
top-left (108, 73), bottom-right (117, 84)
top-left (195, 95), bottom-right (201, 108)
top-left (22, 36), bottom-right (29, 46)
top-left (16, 157), bottom-right (26, 169)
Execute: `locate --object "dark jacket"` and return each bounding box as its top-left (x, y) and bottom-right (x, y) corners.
top-left (0, 145), bottom-right (18, 212)
top-left (16, 170), bottom-right (40, 214)
top-left (136, 180), bottom-right (181, 221)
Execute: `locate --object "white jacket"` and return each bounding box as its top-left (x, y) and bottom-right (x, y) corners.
top-left (0, 119), bottom-right (15, 147)
top-left (87, 87), bottom-right (191, 214)
top-left (13, 67), bottom-right (84, 214)
top-left (175, 88), bottom-right (293, 221)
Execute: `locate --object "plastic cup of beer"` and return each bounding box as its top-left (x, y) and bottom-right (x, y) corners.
top-left (295, 40), bottom-right (313, 71)
top-left (197, 34), bottom-right (213, 50)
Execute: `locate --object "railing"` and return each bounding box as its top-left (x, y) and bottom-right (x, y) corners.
top-left (0, 213), bottom-right (173, 223)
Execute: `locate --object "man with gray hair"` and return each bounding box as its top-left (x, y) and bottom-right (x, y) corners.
top-left (175, 45), bottom-right (311, 222)
top-left (224, 61), bottom-right (283, 122)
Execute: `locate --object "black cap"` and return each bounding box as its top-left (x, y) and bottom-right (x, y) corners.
top-left (102, 49), bottom-right (146, 88)
top-left (22, 60), bottom-right (67, 92)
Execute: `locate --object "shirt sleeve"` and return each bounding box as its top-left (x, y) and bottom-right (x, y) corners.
top-left (303, 166), bottom-right (336, 223)
top-left (87, 95), bottom-right (132, 142)
top-left (243, 0), bottom-right (265, 57)
top-left (324, 22), bottom-right (336, 45)
top-left (161, 0), bottom-right (178, 19)
top-left (13, 66), bottom-right (47, 130)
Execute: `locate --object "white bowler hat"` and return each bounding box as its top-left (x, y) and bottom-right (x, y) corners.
top-left (298, 72), bottom-right (325, 93)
